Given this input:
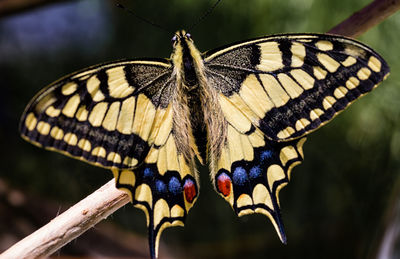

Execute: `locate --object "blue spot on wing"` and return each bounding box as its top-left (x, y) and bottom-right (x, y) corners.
top-left (232, 167), bottom-right (248, 186)
top-left (249, 166), bottom-right (261, 179)
top-left (155, 180), bottom-right (167, 194)
top-left (143, 168), bottom-right (153, 178)
top-left (260, 150), bottom-right (273, 161)
top-left (168, 177), bottom-right (182, 195)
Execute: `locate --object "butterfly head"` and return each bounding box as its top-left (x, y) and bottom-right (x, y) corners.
top-left (171, 30), bottom-right (193, 47)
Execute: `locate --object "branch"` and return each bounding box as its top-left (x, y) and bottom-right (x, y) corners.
top-left (0, 0), bottom-right (68, 17)
top-left (328, 0), bottom-right (400, 37)
top-left (375, 179), bottom-right (400, 259)
top-left (1, 0), bottom-right (399, 258)
top-left (0, 179), bottom-right (130, 259)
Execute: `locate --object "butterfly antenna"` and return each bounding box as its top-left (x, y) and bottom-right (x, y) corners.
top-left (116, 3), bottom-right (170, 33)
top-left (189, 0), bottom-right (222, 31)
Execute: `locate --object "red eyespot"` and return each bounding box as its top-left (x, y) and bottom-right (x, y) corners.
top-left (183, 179), bottom-right (197, 203)
top-left (217, 173), bottom-right (231, 197)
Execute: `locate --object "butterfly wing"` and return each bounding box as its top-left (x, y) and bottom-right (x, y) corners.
top-left (204, 33), bottom-right (390, 141)
top-left (203, 33), bottom-right (389, 240)
top-left (213, 125), bottom-right (306, 243)
top-left (20, 59), bottom-right (199, 259)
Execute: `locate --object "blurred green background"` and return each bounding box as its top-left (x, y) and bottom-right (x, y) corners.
top-left (0, 0), bottom-right (399, 258)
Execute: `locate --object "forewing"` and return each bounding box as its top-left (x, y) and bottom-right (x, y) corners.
top-left (20, 59), bottom-right (175, 169)
top-left (20, 59), bottom-right (199, 259)
top-left (204, 33), bottom-right (390, 141)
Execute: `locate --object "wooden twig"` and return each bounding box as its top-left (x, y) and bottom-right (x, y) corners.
top-left (0, 0), bottom-right (68, 17)
top-left (328, 0), bottom-right (400, 37)
top-left (375, 179), bottom-right (400, 259)
top-left (0, 179), bottom-right (130, 259)
top-left (1, 0), bottom-right (399, 258)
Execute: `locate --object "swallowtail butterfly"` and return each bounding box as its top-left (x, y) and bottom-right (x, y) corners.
top-left (20, 30), bottom-right (389, 258)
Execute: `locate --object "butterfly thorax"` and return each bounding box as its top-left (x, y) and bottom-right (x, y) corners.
top-left (171, 30), bottom-right (202, 89)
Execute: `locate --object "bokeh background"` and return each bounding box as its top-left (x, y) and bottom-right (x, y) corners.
top-left (0, 0), bottom-right (400, 258)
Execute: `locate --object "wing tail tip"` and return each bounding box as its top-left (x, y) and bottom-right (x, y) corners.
top-left (272, 209), bottom-right (287, 245)
top-left (278, 225), bottom-right (287, 245)
top-left (149, 223), bottom-right (158, 259)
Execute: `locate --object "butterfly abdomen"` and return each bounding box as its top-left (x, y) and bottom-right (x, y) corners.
top-left (187, 87), bottom-right (208, 163)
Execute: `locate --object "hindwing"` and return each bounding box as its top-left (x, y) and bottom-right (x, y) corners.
top-left (212, 125), bottom-right (306, 242)
top-left (204, 33), bottom-right (390, 141)
top-left (112, 146), bottom-right (198, 258)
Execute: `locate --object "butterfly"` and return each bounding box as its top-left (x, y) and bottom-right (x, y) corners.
top-left (20, 30), bottom-right (389, 258)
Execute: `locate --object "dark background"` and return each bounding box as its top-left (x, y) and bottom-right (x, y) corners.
top-left (0, 0), bottom-right (399, 258)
